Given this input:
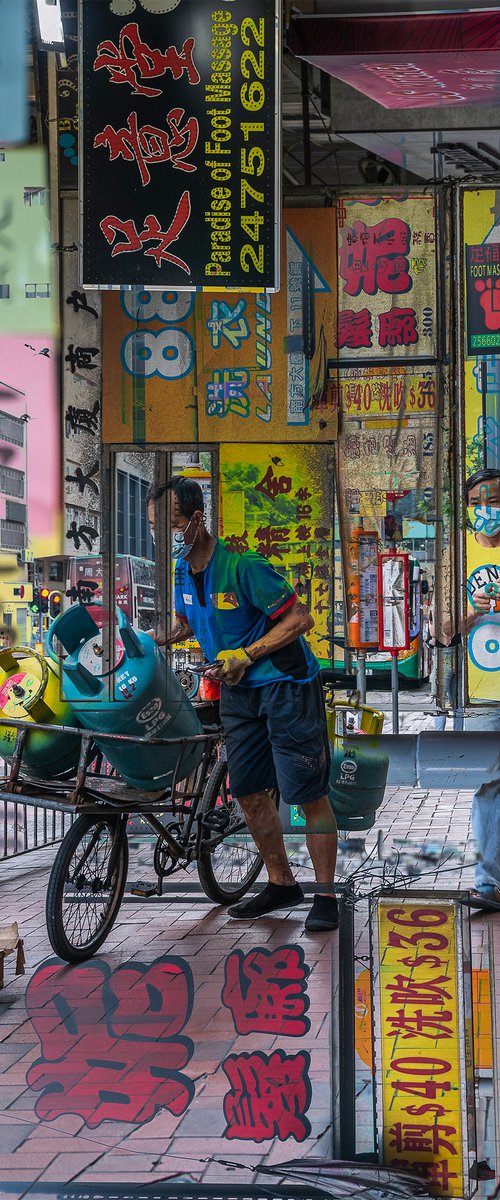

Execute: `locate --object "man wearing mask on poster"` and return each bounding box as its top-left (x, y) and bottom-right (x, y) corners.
top-left (464, 468), bottom-right (500, 911)
top-left (146, 476), bottom-right (339, 932)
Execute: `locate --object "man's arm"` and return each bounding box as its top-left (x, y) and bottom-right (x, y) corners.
top-left (246, 599), bottom-right (314, 662)
top-left (147, 615), bottom-right (194, 648)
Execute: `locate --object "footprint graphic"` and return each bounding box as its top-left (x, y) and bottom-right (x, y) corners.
top-left (475, 277), bottom-right (500, 330)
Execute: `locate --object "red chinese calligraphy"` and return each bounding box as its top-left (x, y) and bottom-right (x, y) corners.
top-left (337, 308), bottom-right (373, 349)
top-left (100, 191), bottom-right (191, 272)
top-left (224, 532), bottom-right (250, 555)
top-left (389, 1121), bottom-right (458, 1155)
top-left (26, 957), bottom-right (194, 1127)
top-left (223, 1050), bottom-right (311, 1141)
top-left (339, 219), bottom-right (412, 297)
top-left (255, 466), bottom-right (292, 502)
top-left (94, 23), bottom-right (200, 97)
top-left (94, 109), bottom-right (199, 186)
top-left (390, 1158), bottom-right (457, 1191)
top-left (386, 1009), bottom-right (454, 1040)
top-left (222, 946), bottom-right (310, 1036)
top-left (385, 974), bottom-right (452, 1005)
top-left (379, 308), bottom-right (418, 348)
top-left (254, 525), bottom-right (290, 561)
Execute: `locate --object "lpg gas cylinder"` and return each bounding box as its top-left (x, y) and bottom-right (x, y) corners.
top-left (49, 605), bottom-right (205, 789)
top-left (327, 702), bottom-right (389, 832)
top-left (0, 647), bottom-right (81, 779)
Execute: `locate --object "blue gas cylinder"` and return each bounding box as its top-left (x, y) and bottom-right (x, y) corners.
top-left (48, 605), bottom-right (205, 790)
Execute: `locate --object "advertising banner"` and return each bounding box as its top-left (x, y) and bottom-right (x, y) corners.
top-left (219, 444), bottom-right (334, 662)
top-left (102, 208), bottom-right (338, 443)
top-left (81, 0), bottom-right (280, 290)
top-left (462, 189), bottom-right (500, 704)
top-left (375, 896), bottom-right (474, 1198)
top-left (336, 195), bottom-right (437, 363)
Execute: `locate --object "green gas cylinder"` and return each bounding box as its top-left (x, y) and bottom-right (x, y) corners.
top-left (0, 647), bottom-right (81, 780)
top-left (327, 702), bottom-right (388, 832)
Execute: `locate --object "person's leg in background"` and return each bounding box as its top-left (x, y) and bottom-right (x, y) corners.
top-left (471, 751), bottom-right (500, 909)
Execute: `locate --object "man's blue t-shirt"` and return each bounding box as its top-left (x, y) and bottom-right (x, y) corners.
top-left (174, 541), bottom-right (319, 688)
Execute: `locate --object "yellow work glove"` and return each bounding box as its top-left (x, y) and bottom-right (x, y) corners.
top-left (209, 647), bottom-right (253, 686)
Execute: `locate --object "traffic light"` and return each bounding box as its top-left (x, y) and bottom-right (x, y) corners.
top-left (49, 592), bottom-right (61, 619)
top-left (30, 587), bottom-right (40, 614)
top-left (40, 587), bottom-right (50, 615)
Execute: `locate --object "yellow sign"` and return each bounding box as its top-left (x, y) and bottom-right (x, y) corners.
top-left (102, 209), bottom-right (338, 444)
top-left (337, 367), bottom-right (436, 418)
top-left (378, 898), bottom-right (467, 1198)
top-left (462, 189), bottom-right (500, 703)
top-left (336, 194), bottom-right (437, 363)
top-left (219, 443), bottom-right (334, 661)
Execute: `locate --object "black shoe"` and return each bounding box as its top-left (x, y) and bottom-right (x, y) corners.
top-left (466, 888), bottom-right (500, 913)
top-left (227, 882), bottom-right (304, 919)
top-left (305, 894), bottom-right (339, 931)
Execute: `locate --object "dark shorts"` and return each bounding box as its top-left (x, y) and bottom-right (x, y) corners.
top-left (219, 675), bottom-right (330, 807)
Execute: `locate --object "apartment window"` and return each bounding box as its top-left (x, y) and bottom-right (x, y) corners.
top-left (23, 187), bottom-right (47, 206)
top-left (25, 283), bottom-right (51, 299)
top-left (0, 520), bottom-right (25, 550)
top-left (0, 465), bottom-right (24, 499)
top-left (0, 412), bottom-right (25, 446)
top-left (0, 284), bottom-right (10, 298)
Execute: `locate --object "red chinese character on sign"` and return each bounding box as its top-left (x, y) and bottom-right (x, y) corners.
top-left (337, 308), bottom-right (373, 349)
top-left (255, 466), bottom-right (292, 502)
top-left (386, 1009), bottom-right (454, 1040)
top-left (390, 1159), bottom-right (457, 1191)
top-left (222, 946), bottom-right (310, 1036)
top-left (389, 1122), bottom-right (458, 1155)
top-left (223, 1050), bottom-right (311, 1141)
top-left (379, 308), bottom-right (418, 348)
top-left (295, 487), bottom-right (311, 501)
top-left (100, 192), bottom-right (191, 272)
top-left (26, 958), bottom-right (194, 1127)
top-left (225, 532), bottom-right (249, 555)
top-left (94, 109), bottom-right (199, 187)
top-left (94, 23), bottom-right (200, 97)
top-left (295, 525), bottom-right (311, 541)
top-left (385, 975), bottom-right (452, 1005)
top-left (254, 526), bottom-right (290, 561)
top-left (339, 219), bottom-right (412, 297)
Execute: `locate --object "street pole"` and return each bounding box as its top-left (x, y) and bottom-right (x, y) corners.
top-left (357, 648), bottom-right (366, 704)
top-left (338, 894), bottom-right (357, 1158)
top-left (391, 650), bottom-right (399, 734)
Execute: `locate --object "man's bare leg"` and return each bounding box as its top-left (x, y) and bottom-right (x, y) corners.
top-left (237, 790), bottom-right (295, 885)
top-left (303, 795), bottom-right (337, 896)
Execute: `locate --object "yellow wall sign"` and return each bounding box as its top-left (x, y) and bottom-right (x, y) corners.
top-left (462, 189), bottom-right (500, 703)
top-left (377, 898), bottom-right (470, 1198)
top-left (219, 443), bottom-right (334, 662)
top-left (101, 209), bottom-right (338, 444)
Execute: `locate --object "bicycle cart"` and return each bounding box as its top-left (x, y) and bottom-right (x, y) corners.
top-left (0, 714), bottom-right (277, 964)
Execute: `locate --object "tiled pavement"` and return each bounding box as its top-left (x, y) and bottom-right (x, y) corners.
top-left (0, 783), bottom-right (497, 1200)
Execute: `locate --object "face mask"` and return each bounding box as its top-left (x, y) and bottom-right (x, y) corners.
top-left (172, 517), bottom-right (196, 560)
top-left (472, 505), bottom-right (500, 536)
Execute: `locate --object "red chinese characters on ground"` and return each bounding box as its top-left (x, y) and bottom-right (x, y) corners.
top-left (94, 109), bottom-right (199, 186)
top-left (94, 22), bottom-right (200, 97)
top-left (221, 946), bottom-right (312, 1141)
top-left (223, 1050), bottom-right (312, 1142)
top-left (100, 192), bottom-right (191, 272)
top-left (222, 946), bottom-right (310, 1036)
top-left (381, 904), bottom-right (464, 1196)
top-left (26, 957), bottom-right (194, 1128)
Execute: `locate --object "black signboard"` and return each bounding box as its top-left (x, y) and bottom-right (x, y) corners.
top-left (57, 3), bottom-right (78, 190)
top-left (81, 0), bottom-right (280, 290)
top-left (465, 242), bottom-right (500, 355)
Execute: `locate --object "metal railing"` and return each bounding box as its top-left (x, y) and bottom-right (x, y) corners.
top-left (0, 793), bottom-right (74, 860)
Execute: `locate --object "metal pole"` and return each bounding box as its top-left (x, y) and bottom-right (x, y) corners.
top-left (391, 651), bottom-right (399, 734)
top-left (481, 358), bottom-right (488, 467)
top-left (338, 895), bottom-right (357, 1158)
top-left (357, 649), bottom-right (366, 704)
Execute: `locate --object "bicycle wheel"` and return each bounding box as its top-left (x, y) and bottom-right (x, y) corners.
top-left (46, 814), bottom-right (128, 963)
top-left (197, 757), bottom-right (279, 904)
